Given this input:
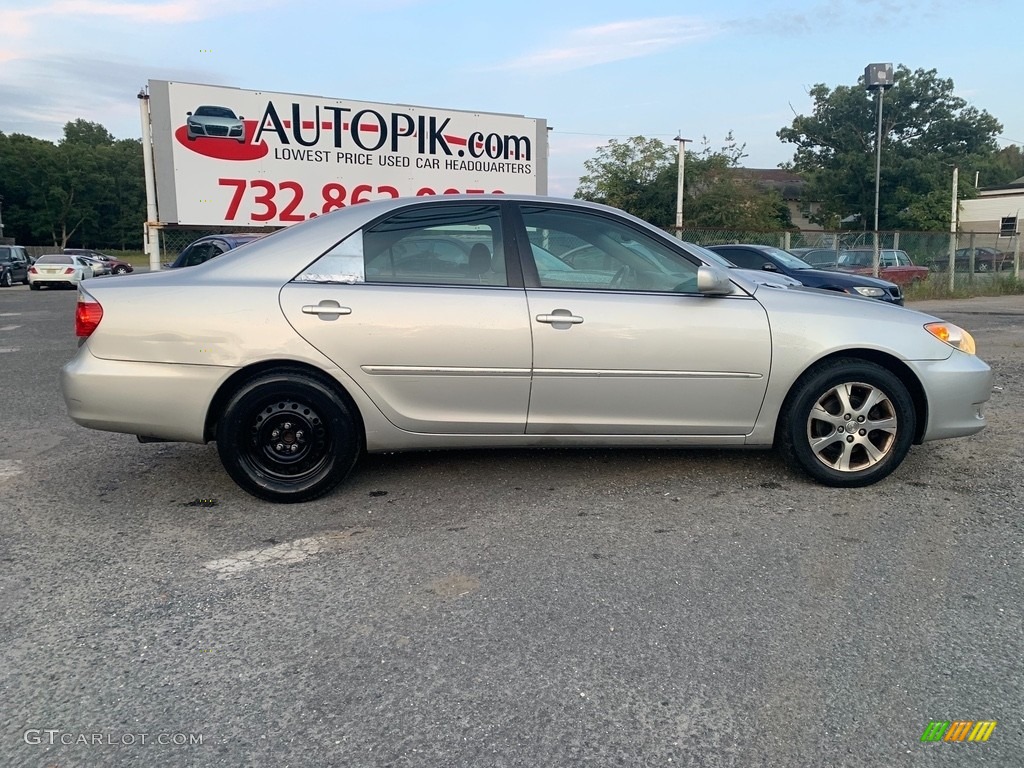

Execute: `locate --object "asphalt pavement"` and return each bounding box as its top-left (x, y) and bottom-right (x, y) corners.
top-left (1, 284), bottom-right (1021, 767)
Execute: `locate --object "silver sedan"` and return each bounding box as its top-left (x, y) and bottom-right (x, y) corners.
top-left (61, 196), bottom-right (992, 503)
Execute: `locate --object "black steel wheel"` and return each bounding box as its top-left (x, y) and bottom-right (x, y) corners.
top-left (216, 370), bottom-right (360, 503)
top-left (778, 358), bottom-right (916, 487)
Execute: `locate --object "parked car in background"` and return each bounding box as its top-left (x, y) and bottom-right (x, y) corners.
top-left (28, 254), bottom-right (93, 289)
top-left (60, 195), bottom-right (992, 503)
top-left (836, 248), bottom-right (930, 286)
top-left (75, 254), bottom-right (110, 276)
top-left (166, 233), bottom-right (266, 269)
top-left (64, 249), bottom-right (134, 275)
top-left (930, 246), bottom-right (1013, 273)
top-left (684, 242), bottom-right (803, 287)
top-left (788, 247), bottom-right (840, 270)
top-left (0, 245), bottom-right (31, 286)
top-left (707, 243), bottom-right (904, 304)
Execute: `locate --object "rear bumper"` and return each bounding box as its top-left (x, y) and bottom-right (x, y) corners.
top-left (906, 352), bottom-right (993, 442)
top-left (61, 346), bottom-right (232, 443)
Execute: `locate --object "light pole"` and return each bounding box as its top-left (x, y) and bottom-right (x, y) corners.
top-left (948, 165), bottom-right (959, 291)
top-left (673, 134), bottom-right (691, 238)
top-left (865, 63), bottom-right (893, 279)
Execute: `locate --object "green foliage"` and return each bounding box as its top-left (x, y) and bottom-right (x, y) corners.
top-left (778, 66), bottom-right (1003, 231)
top-left (574, 134), bottom-right (789, 230)
top-left (0, 121), bottom-right (144, 249)
top-left (574, 136), bottom-right (677, 227)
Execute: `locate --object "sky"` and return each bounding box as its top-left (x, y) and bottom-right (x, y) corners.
top-left (1, 0), bottom-right (1022, 198)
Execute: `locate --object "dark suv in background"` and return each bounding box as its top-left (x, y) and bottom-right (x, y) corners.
top-left (0, 245), bottom-right (31, 287)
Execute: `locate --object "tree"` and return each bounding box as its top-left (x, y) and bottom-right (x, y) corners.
top-left (0, 121), bottom-right (145, 249)
top-left (574, 134), bottom-right (790, 230)
top-left (575, 136), bottom-right (677, 227)
top-left (684, 135), bottom-right (792, 230)
top-left (778, 65), bottom-right (1003, 231)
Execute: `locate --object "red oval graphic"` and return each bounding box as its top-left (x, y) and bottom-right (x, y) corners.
top-left (175, 121), bottom-right (268, 161)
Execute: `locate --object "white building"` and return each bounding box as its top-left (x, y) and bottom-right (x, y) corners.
top-left (959, 178), bottom-right (1023, 238)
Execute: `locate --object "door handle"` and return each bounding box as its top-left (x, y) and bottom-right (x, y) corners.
top-left (302, 302), bottom-right (352, 316)
top-left (535, 312), bottom-right (583, 325)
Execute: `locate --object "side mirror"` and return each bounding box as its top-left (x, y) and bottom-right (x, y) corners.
top-left (239, 115), bottom-right (245, 120)
top-left (697, 265), bottom-right (733, 295)
top-left (187, 111), bottom-right (193, 116)
top-left (762, 263), bottom-right (779, 272)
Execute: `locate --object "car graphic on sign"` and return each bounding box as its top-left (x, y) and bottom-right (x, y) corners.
top-left (186, 105), bottom-right (246, 143)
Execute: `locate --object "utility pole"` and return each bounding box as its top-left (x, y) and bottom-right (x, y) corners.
top-left (673, 134), bottom-right (691, 239)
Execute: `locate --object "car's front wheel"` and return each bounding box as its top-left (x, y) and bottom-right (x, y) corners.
top-left (778, 359), bottom-right (915, 487)
top-left (216, 370), bottom-right (360, 503)
top-left (0, 271), bottom-right (11, 287)
top-left (113, 266), bottom-right (129, 275)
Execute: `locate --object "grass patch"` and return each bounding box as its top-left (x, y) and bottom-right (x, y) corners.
top-left (904, 274), bottom-right (1024, 301)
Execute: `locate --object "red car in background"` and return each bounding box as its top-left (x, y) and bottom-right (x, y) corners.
top-left (837, 248), bottom-right (929, 286)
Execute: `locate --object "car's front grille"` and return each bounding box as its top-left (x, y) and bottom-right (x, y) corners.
top-left (206, 125), bottom-right (230, 136)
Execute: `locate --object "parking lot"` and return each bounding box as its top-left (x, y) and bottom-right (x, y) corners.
top-left (1, 283), bottom-right (1021, 766)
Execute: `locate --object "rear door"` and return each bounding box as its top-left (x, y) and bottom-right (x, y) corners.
top-left (280, 201), bottom-right (533, 434)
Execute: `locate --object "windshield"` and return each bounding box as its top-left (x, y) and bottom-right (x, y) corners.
top-left (36, 254), bottom-right (72, 264)
top-left (759, 245), bottom-right (814, 270)
top-left (683, 242), bottom-right (737, 268)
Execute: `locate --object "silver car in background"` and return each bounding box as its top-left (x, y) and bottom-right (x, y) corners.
top-left (61, 196), bottom-right (992, 503)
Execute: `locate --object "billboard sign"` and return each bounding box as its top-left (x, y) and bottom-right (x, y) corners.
top-left (147, 81), bottom-right (547, 227)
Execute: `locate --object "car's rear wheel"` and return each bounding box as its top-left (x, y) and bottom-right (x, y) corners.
top-left (778, 359), bottom-right (915, 487)
top-left (29, 283), bottom-right (39, 290)
top-left (0, 272), bottom-right (11, 287)
top-left (216, 370), bottom-right (360, 503)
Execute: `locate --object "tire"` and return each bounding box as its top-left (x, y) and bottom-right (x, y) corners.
top-left (777, 358), bottom-right (915, 487)
top-left (976, 262), bottom-right (990, 273)
top-left (216, 370), bottom-right (360, 503)
top-left (113, 266), bottom-right (129, 275)
top-left (29, 283), bottom-right (39, 291)
top-left (0, 271), bottom-right (11, 288)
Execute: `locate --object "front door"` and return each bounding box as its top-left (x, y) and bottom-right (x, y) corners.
top-left (515, 204), bottom-right (772, 435)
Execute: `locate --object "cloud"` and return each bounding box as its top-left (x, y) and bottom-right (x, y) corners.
top-left (0, 0), bottom-right (275, 42)
top-left (0, 56), bottom-right (222, 140)
top-left (497, 17), bottom-right (718, 73)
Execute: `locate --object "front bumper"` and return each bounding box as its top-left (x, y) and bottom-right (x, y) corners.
top-left (906, 351), bottom-right (993, 442)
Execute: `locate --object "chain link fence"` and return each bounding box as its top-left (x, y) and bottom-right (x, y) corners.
top-left (668, 226), bottom-right (1022, 283)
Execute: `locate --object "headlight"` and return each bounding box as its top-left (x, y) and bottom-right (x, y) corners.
top-left (851, 286), bottom-right (885, 297)
top-left (924, 322), bottom-right (977, 355)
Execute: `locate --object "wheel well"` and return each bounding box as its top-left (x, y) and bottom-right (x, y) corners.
top-left (204, 361), bottom-right (365, 444)
top-left (782, 350), bottom-right (928, 444)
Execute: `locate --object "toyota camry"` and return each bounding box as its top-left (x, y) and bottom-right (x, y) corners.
top-left (60, 196), bottom-right (992, 503)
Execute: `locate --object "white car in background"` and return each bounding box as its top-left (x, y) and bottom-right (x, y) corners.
top-left (28, 254), bottom-right (94, 290)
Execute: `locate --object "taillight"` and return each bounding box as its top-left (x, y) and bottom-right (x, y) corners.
top-left (28, 266), bottom-right (37, 274)
top-left (75, 291), bottom-right (103, 337)
top-left (63, 267), bottom-right (75, 275)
